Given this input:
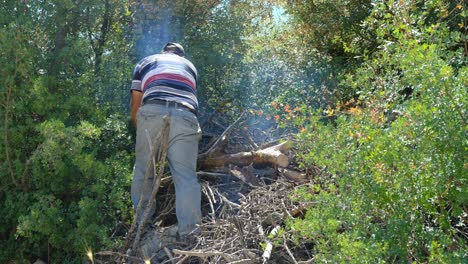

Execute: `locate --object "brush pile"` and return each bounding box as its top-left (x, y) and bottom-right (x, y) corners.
top-left (97, 112), bottom-right (317, 263)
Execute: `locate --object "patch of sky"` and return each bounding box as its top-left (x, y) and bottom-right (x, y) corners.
top-left (272, 6), bottom-right (289, 25)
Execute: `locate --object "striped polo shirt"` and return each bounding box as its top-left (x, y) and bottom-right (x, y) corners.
top-left (130, 53), bottom-right (198, 113)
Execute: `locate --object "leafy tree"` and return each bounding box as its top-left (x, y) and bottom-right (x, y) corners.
top-left (0, 0), bottom-right (134, 262)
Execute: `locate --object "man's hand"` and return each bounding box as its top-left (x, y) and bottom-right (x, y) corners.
top-left (130, 91), bottom-right (143, 128)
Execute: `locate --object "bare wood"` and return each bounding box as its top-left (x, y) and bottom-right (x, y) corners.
top-left (163, 247), bottom-right (176, 264)
top-left (132, 117), bottom-right (170, 252)
top-left (228, 259), bottom-right (257, 264)
top-left (242, 127), bottom-right (258, 150)
top-left (254, 143), bottom-right (289, 167)
top-left (122, 128), bottom-right (162, 255)
top-left (122, 117), bottom-right (170, 260)
top-left (279, 168), bottom-right (307, 183)
top-left (261, 225), bottom-right (281, 264)
top-left (198, 141), bottom-right (290, 169)
top-left (229, 166), bottom-right (262, 187)
top-left (95, 251), bottom-right (142, 262)
top-left (214, 188), bottom-right (241, 208)
top-left (172, 249), bottom-right (234, 262)
top-left (197, 171), bottom-right (231, 180)
top-left (200, 111), bottom-right (246, 157)
top-left (201, 183), bottom-right (216, 222)
top-left (283, 234), bottom-right (298, 264)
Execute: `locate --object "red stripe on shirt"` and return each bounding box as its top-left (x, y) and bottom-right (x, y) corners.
top-left (144, 73), bottom-right (196, 92)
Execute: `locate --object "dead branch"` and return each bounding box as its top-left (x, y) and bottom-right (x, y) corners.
top-left (279, 168), bottom-right (307, 183)
top-left (172, 249), bottom-right (234, 262)
top-left (200, 111), bottom-right (246, 157)
top-left (198, 141), bottom-right (291, 169)
top-left (95, 251), bottom-right (142, 262)
top-left (261, 225), bottom-right (280, 264)
top-left (229, 166), bottom-right (262, 187)
top-left (132, 118), bottom-right (170, 252)
top-left (122, 117), bottom-right (170, 258)
top-left (3, 53), bottom-right (23, 190)
top-left (283, 234), bottom-right (299, 264)
top-left (241, 127), bottom-right (259, 150)
top-left (163, 247), bottom-right (176, 264)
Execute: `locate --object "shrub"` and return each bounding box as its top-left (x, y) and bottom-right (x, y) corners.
top-left (289, 1), bottom-right (467, 262)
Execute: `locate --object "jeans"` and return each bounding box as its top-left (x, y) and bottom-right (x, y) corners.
top-left (131, 103), bottom-right (202, 235)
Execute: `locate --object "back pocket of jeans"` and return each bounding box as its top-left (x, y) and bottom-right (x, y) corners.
top-left (182, 116), bottom-right (198, 130)
top-left (139, 110), bottom-right (160, 120)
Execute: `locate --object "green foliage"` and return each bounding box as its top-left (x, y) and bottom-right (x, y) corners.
top-left (5, 118), bottom-right (133, 263)
top-left (286, 0), bottom-right (375, 57)
top-left (0, 1), bottom-right (134, 262)
top-left (1, 0), bottom-right (466, 262)
top-left (186, 0), bottom-right (253, 113)
top-left (289, 0), bottom-right (467, 262)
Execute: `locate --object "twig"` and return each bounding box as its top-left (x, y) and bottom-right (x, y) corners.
top-left (201, 183), bottom-right (216, 223)
top-left (132, 117), bottom-right (170, 252)
top-left (228, 259), bottom-right (257, 264)
top-left (261, 225), bottom-right (281, 264)
top-left (95, 251), bottom-right (142, 262)
top-left (200, 111), bottom-right (246, 156)
top-left (197, 171), bottom-right (232, 181)
top-left (122, 127), bottom-right (163, 256)
top-left (297, 259), bottom-right (315, 264)
top-left (175, 255), bottom-right (189, 264)
top-left (283, 234), bottom-right (298, 264)
top-left (163, 247), bottom-right (176, 264)
top-left (214, 189), bottom-right (241, 209)
top-left (242, 127), bottom-right (259, 150)
top-left (3, 53), bottom-right (22, 190)
top-left (172, 249), bottom-right (234, 262)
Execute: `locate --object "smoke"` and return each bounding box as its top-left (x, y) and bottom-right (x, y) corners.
top-left (134, 0), bottom-right (182, 58)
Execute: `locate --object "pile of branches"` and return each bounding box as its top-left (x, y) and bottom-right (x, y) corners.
top-left (96, 112), bottom-right (317, 263)
top-left (176, 179), bottom-right (316, 263)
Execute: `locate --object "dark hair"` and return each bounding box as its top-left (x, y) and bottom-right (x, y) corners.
top-left (162, 42), bottom-right (185, 57)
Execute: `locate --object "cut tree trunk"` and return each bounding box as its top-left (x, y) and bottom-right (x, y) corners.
top-left (198, 141), bottom-right (291, 170)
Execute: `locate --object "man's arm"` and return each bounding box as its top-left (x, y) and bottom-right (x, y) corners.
top-left (130, 90), bottom-right (143, 128)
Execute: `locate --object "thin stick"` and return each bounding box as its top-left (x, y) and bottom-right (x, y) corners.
top-left (122, 128), bottom-right (163, 256)
top-left (242, 127), bottom-right (259, 150)
top-left (228, 259), bottom-right (257, 264)
top-left (163, 247), bottom-right (176, 264)
top-left (132, 117), bottom-right (170, 252)
top-left (175, 255), bottom-right (189, 264)
top-left (283, 234), bottom-right (298, 264)
top-left (214, 189), bottom-right (241, 209)
top-left (261, 225), bottom-right (281, 264)
top-left (202, 183), bottom-right (216, 222)
top-left (200, 111), bottom-right (246, 156)
top-left (172, 249), bottom-right (234, 262)
top-left (95, 251), bottom-right (142, 262)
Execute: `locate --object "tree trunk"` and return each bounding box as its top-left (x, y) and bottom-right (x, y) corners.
top-left (198, 141), bottom-right (291, 170)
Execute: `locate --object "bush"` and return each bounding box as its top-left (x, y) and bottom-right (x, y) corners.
top-left (1, 117), bottom-right (133, 263)
top-left (289, 2), bottom-right (467, 262)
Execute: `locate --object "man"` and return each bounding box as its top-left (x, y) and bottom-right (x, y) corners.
top-left (130, 42), bottom-right (202, 237)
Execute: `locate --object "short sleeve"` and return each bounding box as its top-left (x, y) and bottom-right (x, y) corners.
top-left (130, 64), bottom-right (142, 92)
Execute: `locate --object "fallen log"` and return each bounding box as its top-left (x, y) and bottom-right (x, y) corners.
top-left (198, 141), bottom-right (291, 170)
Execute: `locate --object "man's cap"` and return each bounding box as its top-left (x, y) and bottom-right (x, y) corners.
top-left (162, 42), bottom-right (185, 57)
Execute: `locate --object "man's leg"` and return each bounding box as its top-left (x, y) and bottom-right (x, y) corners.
top-left (131, 105), bottom-right (165, 222)
top-left (167, 112), bottom-right (202, 236)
